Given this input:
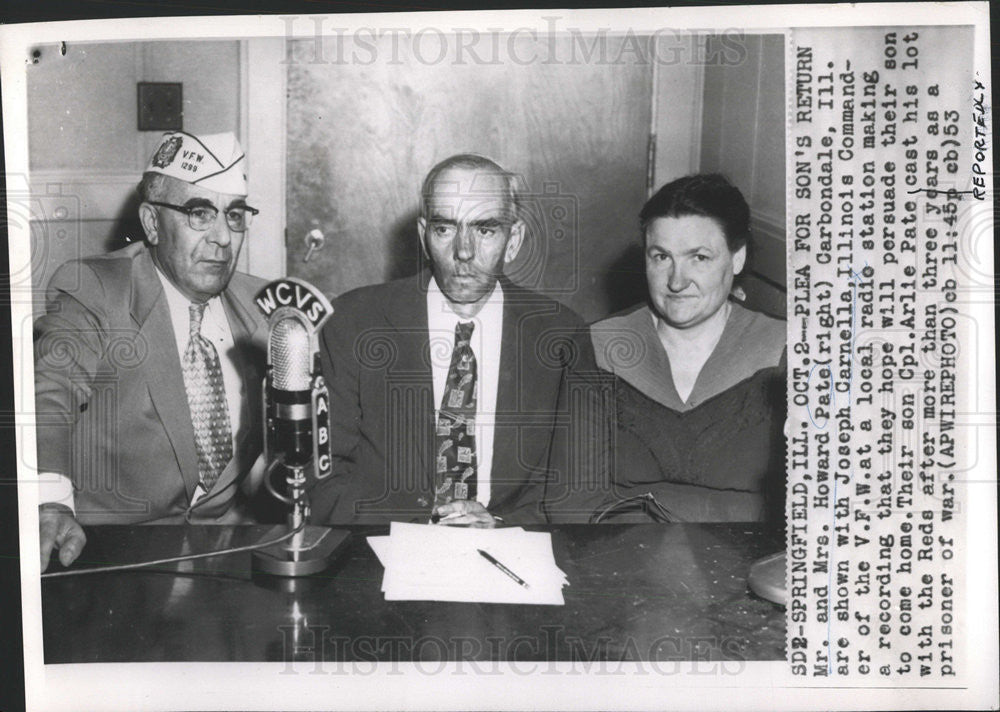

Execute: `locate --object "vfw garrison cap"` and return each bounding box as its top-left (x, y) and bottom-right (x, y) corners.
top-left (145, 131), bottom-right (248, 195)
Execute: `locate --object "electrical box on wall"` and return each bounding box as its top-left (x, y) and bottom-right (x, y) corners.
top-left (137, 82), bottom-right (182, 131)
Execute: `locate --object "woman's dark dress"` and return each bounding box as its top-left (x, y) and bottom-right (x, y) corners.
top-left (590, 301), bottom-right (786, 522)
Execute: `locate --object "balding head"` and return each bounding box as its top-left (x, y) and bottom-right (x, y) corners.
top-left (420, 154), bottom-right (520, 220)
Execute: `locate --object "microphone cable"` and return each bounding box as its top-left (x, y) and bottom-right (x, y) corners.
top-left (182, 475), bottom-right (242, 523)
top-left (40, 521), bottom-right (306, 579)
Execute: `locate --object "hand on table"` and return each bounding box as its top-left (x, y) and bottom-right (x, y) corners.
top-left (39, 503), bottom-right (86, 572)
top-left (433, 499), bottom-right (498, 528)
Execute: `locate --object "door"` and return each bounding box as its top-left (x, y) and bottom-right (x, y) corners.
top-left (282, 33), bottom-right (653, 322)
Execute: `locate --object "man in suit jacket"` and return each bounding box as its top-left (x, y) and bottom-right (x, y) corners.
top-left (310, 154), bottom-right (609, 527)
top-left (36, 131), bottom-right (268, 571)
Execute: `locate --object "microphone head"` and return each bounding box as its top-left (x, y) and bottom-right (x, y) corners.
top-left (270, 316), bottom-right (312, 391)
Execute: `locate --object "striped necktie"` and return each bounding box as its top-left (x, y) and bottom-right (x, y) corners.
top-left (181, 302), bottom-right (233, 491)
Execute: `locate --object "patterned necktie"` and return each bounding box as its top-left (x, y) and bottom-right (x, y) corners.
top-left (433, 321), bottom-right (478, 508)
top-left (181, 302), bottom-right (233, 491)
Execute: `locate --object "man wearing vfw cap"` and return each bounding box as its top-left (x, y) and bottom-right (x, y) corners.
top-left (35, 131), bottom-right (270, 571)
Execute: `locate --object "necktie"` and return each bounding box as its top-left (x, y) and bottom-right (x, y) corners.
top-left (433, 321), bottom-right (478, 508)
top-left (181, 302), bottom-right (233, 491)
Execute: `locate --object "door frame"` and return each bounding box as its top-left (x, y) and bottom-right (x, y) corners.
top-left (243, 34), bottom-right (707, 283)
top-left (242, 38), bottom-right (287, 280)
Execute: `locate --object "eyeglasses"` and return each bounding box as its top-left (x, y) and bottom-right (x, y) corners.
top-left (147, 201), bottom-right (259, 232)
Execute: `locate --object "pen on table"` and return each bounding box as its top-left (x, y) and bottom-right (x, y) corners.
top-left (477, 549), bottom-right (530, 589)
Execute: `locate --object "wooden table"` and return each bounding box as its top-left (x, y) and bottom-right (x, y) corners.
top-left (41, 524), bottom-right (785, 663)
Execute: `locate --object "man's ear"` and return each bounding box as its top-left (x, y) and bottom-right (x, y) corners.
top-left (503, 220), bottom-right (525, 264)
top-left (138, 203), bottom-right (159, 245)
top-left (416, 216), bottom-right (429, 257)
top-left (732, 244), bottom-right (747, 276)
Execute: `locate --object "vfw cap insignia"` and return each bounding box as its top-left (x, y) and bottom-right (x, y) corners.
top-left (144, 131), bottom-right (248, 195)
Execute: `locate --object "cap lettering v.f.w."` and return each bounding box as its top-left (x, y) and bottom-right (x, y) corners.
top-left (145, 131), bottom-right (248, 196)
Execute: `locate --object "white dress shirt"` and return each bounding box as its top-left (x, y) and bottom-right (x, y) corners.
top-left (38, 266), bottom-right (243, 511)
top-left (426, 278), bottom-right (504, 509)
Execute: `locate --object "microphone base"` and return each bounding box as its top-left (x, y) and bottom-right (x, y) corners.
top-left (747, 550), bottom-right (786, 606)
top-left (252, 524), bottom-right (351, 577)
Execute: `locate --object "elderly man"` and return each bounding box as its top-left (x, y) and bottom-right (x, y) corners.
top-left (309, 154), bottom-right (608, 527)
top-left (35, 131), bottom-right (268, 571)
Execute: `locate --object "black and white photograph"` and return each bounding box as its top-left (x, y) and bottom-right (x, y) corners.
top-left (1, 4), bottom-right (995, 711)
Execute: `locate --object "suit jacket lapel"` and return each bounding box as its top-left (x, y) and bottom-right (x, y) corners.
top-left (129, 248), bottom-right (202, 501)
top-left (383, 273), bottom-right (436, 487)
top-left (491, 293), bottom-right (520, 502)
top-left (213, 287), bottom-right (265, 496)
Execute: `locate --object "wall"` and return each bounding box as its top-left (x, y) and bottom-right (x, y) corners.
top-left (651, 34), bottom-right (705, 187)
top-left (24, 35), bottom-right (784, 321)
top-left (283, 34), bottom-right (656, 322)
top-left (26, 40), bottom-right (242, 317)
top-left (700, 34), bottom-right (786, 316)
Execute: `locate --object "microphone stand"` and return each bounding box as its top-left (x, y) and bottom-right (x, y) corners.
top-left (252, 461), bottom-right (347, 576)
top-left (250, 277), bottom-right (348, 577)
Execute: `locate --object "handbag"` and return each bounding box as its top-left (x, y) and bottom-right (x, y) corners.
top-left (589, 492), bottom-right (678, 524)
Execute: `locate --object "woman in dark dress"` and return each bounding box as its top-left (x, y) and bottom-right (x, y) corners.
top-left (590, 174), bottom-right (785, 522)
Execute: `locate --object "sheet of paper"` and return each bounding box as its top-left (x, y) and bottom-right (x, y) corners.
top-left (366, 535), bottom-right (390, 567)
top-left (379, 522), bottom-right (567, 605)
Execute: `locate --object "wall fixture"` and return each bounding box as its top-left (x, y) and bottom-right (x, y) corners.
top-left (137, 82), bottom-right (183, 131)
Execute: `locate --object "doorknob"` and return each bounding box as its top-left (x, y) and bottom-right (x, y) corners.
top-left (303, 227), bottom-right (325, 263)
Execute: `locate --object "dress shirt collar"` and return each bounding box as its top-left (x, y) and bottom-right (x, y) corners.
top-left (154, 265), bottom-right (224, 339)
top-left (425, 275), bottom-right (504, 336)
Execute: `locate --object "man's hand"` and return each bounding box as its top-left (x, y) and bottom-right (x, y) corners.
top-left (39, 503), bottom-right (86, 572)
top-left (433, 499), bottom-right (498, 528)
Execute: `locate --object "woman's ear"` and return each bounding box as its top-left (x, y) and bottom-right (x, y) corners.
top-left (732, 244), bottom-right (747, 276)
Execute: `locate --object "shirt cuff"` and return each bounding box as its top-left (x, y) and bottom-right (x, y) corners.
top-left (38, 473), bottom-right (76, 514)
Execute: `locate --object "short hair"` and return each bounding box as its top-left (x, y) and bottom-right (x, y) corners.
top-left (639, 173), bottom-right (750, 253)
top-left (420, 154), bottom-right (520, 218)
top-left (136, 172), bottom-right (171, 203)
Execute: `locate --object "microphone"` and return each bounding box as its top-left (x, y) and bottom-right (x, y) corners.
top-left (251, 277), bottom-right (348, 577)
top-left (269, 316), bottom-right (314, 469)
